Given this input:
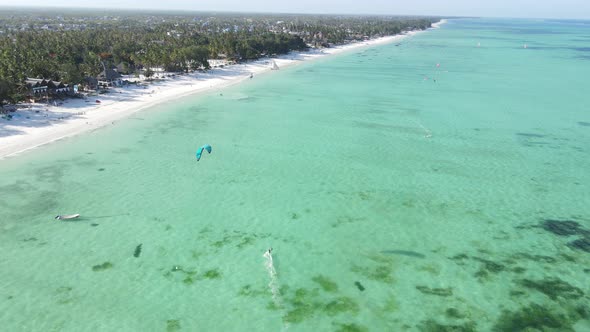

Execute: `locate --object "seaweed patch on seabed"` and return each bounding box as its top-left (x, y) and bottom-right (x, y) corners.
top-left (418, 319), bottom-right (476, 332)
top-left (491, 303), bottom-right (588, 332)
top-left (206, 229), bottom-right (271, 250)
top-left (278, 274), bottom-right (361, 324)
top-left (567, 237), bottom-right (590, 252)
top-left (92, 262), bottom-right (113, 271)
top-left (332, 322), bottom-right (369, 332)
top-left (311, 275), bottom-right (339, 292)
top-left (535, 219), bottom-right (590, 253)
top-left (517, 277), bottom-right (584, 300)
top-left (166, 319), bottom-right (181, 332)
top-left (415, 286), bottom-right (453, 297)
top-left (539, 219), bottom-right (588, 236)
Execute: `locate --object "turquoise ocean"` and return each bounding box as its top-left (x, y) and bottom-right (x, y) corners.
top-left (1, 18), bottom-right (589, 331)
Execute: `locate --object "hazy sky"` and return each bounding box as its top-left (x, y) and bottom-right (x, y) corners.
top-left (0, 0), bottom-right (588, 19)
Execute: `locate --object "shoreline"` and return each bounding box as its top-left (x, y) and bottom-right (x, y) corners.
top-left (0, 19), bottom-right (446, 160)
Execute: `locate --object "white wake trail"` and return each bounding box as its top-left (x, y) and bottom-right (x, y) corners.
top-left (263, 250), bottom-right (283, 308)
top-left (263, 249), bottom-right (289, 331)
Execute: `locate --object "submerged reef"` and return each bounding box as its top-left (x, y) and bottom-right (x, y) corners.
top-left (324, 297), bottom-right (360, 316)
top-left (311, 275), bottom-right (338, 292)
top-left (351, 260), bottom-right (394, 284)
top-left (492, 304), bottom-right (573, 331)
top-left (207, 229), bottom-right (271, 250)
top-left (92, 262), bottom-right (113, 271)
top-left (281, 275), bottom-right (361, 324)
top-left (418, 319), bottom-right (476, 332)
top-left (541, 219), bottom-right (586, 236)
top-left (567, 237), bottom-right (590, 252)
top-left (538, 218), bottom-right (590, 253)
top-left (473, 257), bottom-right (505, 279)
top-left (415, 286), bottom-right (453, 297)
top-left (203, 269), bottom-right (221, 279)
top-left (518, 278), bottom-right (584, 300)
top-left (445, 308), bottom-right (467, 319)
top-left (332, 322), bottom-right (368, 332)
top-left (166, 319), bottom-right (181, 332)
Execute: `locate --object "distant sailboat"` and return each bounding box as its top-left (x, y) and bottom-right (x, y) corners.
top-left (524, 43), bottom-right (528, 49)
top-left (271, 60), bottom-right (279, 70)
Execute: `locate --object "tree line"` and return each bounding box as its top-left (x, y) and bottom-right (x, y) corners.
top-left (0, 10), bottom-right (437, 106)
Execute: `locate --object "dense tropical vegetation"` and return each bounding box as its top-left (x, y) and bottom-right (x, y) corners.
top-left (0, 8), bottom-right (438, 106)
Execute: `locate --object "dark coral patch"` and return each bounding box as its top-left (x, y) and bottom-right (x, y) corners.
top-left (492, 304), bottom-right (572, 331)
top-left (519, 278), bottom-right (584, 300)
top-left (419, 319), bottom-right (476, 332)
top-left (567, 237), bottom-right (590, 252)
top-left (541, 219), bottom-right (584, 236)
top-left (92, 262), bottom-right (113, 271)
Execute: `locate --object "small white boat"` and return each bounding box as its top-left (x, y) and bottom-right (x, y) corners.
top-left (271, 60), bottom-right (279, 70)
top-left (55, 214), bottom-right (80, 220)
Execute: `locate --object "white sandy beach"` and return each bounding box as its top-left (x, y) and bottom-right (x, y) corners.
top-left (0, 20), bottom-right (446, 159)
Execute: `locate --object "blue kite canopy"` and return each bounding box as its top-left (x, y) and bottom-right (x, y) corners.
top-left (196, 144), bottom-right (212, 161)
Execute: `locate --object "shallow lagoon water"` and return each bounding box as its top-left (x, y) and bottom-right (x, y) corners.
top-left (1, 18), bottom-right (589, 331)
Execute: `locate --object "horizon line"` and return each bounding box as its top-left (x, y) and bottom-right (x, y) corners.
top-left (0, 5), bottom-right (588, 20)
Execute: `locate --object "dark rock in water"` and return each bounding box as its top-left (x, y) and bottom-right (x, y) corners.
top-left (133, 244), bottom-right (142, 258)
top-left (567, 237), bottom-right (590, 252)
top-left (98, 168), bottom-right (105, 171)
top-left (578, 121), bottom-right (590, 127)
top-left (354, 281), bottom-right (365, 291)
top-left (541, 219), bottom-right (584, 236)
top-left (90, 223), bottom-right (99, 227)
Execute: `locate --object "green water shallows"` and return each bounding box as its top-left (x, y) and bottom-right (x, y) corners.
top-left (1, 18), bottom-right (590, 331)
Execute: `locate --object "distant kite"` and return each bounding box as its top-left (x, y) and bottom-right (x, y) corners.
top-left (196, 144), bottom-right (212, 161)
